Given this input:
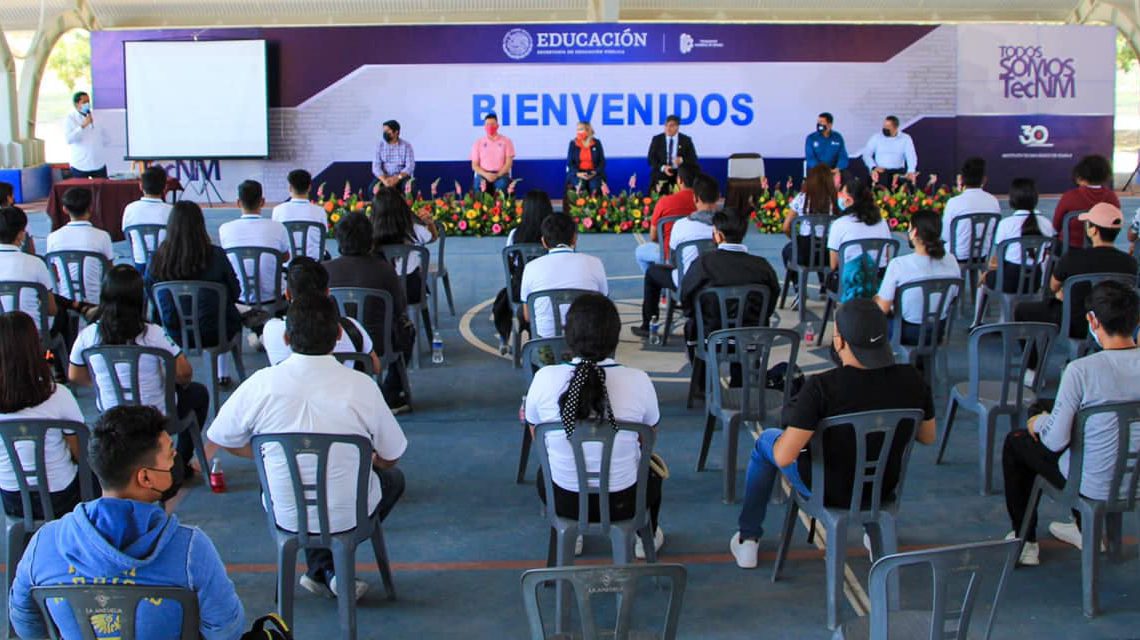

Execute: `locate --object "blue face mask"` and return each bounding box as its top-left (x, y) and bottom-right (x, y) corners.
top-left (1089, 322), bottom-right (1103, 349)
top-left (836, 197), bottom-right (848, 212)
top-left (78, 104), bottom-right (91, 115)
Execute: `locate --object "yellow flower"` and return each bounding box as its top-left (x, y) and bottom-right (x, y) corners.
top-left (330, 213), bottom-right (341, 223)
top-left (492, 216), bottom-right (501, 223)
top-left (465, 209), bottom-right (477, 220)
top-left (632, 209), bottom-right (642, 219)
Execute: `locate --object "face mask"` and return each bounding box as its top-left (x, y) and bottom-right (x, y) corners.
top-left (146, 460), bottom-right (184, 503)
top-left (79, 104), bottom-right (91, 115)
top-left (881, 127), bottom-right (892, 137)
top-left (382, 132), bottom-right (394, 143)
top-left (485, 124), bottom-right (499, 136)
top-left (816, 124), bottom-right (827, 134)
top-left (1089, 322), bottom-right (1103, 349)
top-left (576, 131), bottom-right (588, 141)
top-left (836, 195), bottom-right (849, 211)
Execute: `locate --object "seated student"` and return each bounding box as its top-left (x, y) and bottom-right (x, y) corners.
top-left (730, 299), bottom-right (936, 568)
top-left (493, 191), bottom-right (555, 351)
top-left (634, 163), bottom-right (699, 275)
top-left (781, 164), bottom-right (839, 297)
top-left (519, 213), bottom-right (608, 339)
top-left (371, 187), bottom-right (437, 334)
top-left (632, 173), bottom-right (719, 338)
top-left (208, 294), bottom-right (408, 602)
top-left (826, 175), bottom-right (892, 292)
top-left (9, 405), bottom-right (245, 640)
top-left (941, 157), bottom-right (1001, 262)
top-left (971, 177), bottom-right (1055, 328)
top-left (68, 265), bottom-right (209, 477)
top-left (121, 165), bottom-right (172, 273)
top-left (218, 179), bottom-right (290, 307)
top-left (526, 293), bottom-right (664, 559)
top-left (874, 209), bottom-right (961, 345)
top-left (1053, 155), bottom-right (1118, 252)
top-left (45, 187), bottom-right (114, 304)
top-left (0, 182), bottom-right (33, 254)
top-left (0, 311), bottom-right (88, 519)
top-left (1002, 281), bottom-right (1140, 566)
top-left (271, 169), bottom-right (329, 261)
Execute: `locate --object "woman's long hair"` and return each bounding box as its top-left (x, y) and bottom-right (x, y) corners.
top-left (910, 209), bottom-right (946, 259)
top-left (514, 191), bottom-right (554, 244)
top-left (149, 201), bottom-right (212, 281)
top-left (801, 164), bottom-right (838, 215)
top-left (842, 176), bottom-right (879, 226)
top-left (557, 294), bottom-right (621, 435)
top-left (96, 265), bottom-right (147, 346)
top-left (0, 311), bottom-right (54, 413)
top-left (1008, 177), bottom-right (1043, 238)
top-left (371, 187), bottom-right (419, 248)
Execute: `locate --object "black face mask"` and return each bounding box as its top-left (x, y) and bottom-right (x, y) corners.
top-left (383, 132), bottom-right (394, 143)
top-left (881, 127), bottom-right (893, 137)
top-left (816, 124), bottom-right (827, 134)
top-left (146, 460), bottom-right (184, 503)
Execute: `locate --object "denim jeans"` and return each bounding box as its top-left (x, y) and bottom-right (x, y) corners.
top-left (473, 174), bottom-right (510, 194)
top-left (634, 242), bottom-right (659, 274)
top-left (738, 428), bottom-right (812, 540)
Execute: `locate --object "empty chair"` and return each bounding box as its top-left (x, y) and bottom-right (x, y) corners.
top-left (779, 215), bottom-right (834, 326)
top-left (516, 336), bottom-right (571, 484)
top-left (123, 224), bottom-right (167, 270)
top-left (817, 238), bottom-right (900, 345)
top-left (224, 245), bottom-right (288, 315)
top-left (947, 212), bottom-right (1000, 315)
top-left (936, 322), bottom-right (1057, 495)
top-left (426, 227), bottom-right (455, 320)
top-left (378, 243), bottom-right (432, 369)
top-left (329, 287), bottom-right (411, 406)
top-left (31, 585), bottom-right (199, 640)
top-left (283, 220), bottom-right (327, 262)
top-left (974, 236), bottom-right (1054, 324)
top-left (501, 243), bottom-right (548, 367)
top-left (886, 278), bottom-right (962, 387)
top-left (833, 539), bottom-right (1020, 640)
top-left (660, 238), bottom-right (716, 346)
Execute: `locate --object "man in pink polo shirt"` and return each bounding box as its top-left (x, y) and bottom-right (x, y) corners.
top-left (471, 112), bottom-right (515, 193)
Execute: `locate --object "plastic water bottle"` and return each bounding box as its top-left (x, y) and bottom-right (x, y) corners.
top-left (208, 458), bottom-right (226, 494)
top-left (431, 331), bottom-right (444, 364)
top-left (803, 322), bottom-right (816, 344)
top-left (649, 319), bottom-right (662, 345)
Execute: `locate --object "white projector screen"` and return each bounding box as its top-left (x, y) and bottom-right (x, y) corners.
top-left (124, 39), bottom-right (268, 159)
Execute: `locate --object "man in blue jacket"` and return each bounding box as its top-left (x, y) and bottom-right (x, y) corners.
top-left (9, 405), bottom-right (245, 640)
top-left (804, 112), bottom-right (848, 174)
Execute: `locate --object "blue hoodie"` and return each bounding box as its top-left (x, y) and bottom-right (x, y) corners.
top-left (9, 498), bottom-right (245, 640)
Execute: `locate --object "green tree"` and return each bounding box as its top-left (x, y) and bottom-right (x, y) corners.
top-left (47, 30), bottom-right (90, 92)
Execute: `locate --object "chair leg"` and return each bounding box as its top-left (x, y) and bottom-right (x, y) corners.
top-left (609, 526), bottom-right (632, 565)
top-left (230, 342), bottom-right (247, 381)
top-left (443, 274), bottom-right (455, 316)
top-left (1105, 512), bottom-right (1124, 560)
top-left (824, 518), bottom-right (850, 630)
top-left (511, 324), bottom-right (522, 369)
top-left (661, 297), bottom-right (675, 347)
top-left (429, 278), bottom-right (440, 329)
top-left (370, 524), bottom-right (397, 601)
top-left (935, 395), bottom-right (959, 464)
top-left (686, 360), bottom-right (700, 410)
top-left (817, 298), bottom-right (833, 346)
top-left (554, 527), bottom-right (577, 635)
top-left (276, 541), bottom-right (298, 631)
top-left (695, 413), bottom-right (717, 472)
top-left (516, 423), bottom-right (532, 484)
top-left (1081, 508), bottom-right (1104, 618)
top-left (410, 308), bottom-right (422, 370)
top-left (797, 272), bottom-right (808, 326)
top-left (188, 420), bottom-right (208, 475)
top-left (770, 500), bottom-right (799, 582)
top-left (871, 516), bottom-right (901, 611)
top-left (723, 416), bottom-right (742, 504)
top-left (6, 524), bottom-right (25, 640)
top-left (207, 352), bottom-right (221, 422)
top-left (980, 410), bottom-right (997, 496)
top-left (332, 542), bottom-right (358, 640)
top-left (779, 272), bottom-right (792, 309)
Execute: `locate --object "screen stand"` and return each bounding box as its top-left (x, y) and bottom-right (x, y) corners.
top-left (189, 163), bottom-right (224, 207)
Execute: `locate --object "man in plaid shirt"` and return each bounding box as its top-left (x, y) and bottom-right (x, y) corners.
top-left (372, 119), bottom-right (414, 193)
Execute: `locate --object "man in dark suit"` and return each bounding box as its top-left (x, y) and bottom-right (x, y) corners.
top-left (647, 115), bottom-right (699, 194)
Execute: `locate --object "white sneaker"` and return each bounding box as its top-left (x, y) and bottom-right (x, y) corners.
top-left (1023, 368), bottom-right (1037, 388)
top-left (299, 574), bottom-right (368, 601)
top-left (330, 575), bottom-right (368, 601)
top-left (730, 533), bottom-right (759, 569)
top-left (635, 527), bottom-right (665, 560)
top-left (574, 534), bottom-right (583, 557)
top-left (1049, 520), bottom-right (1105, 552)
top-left (1005, 531), bottom-right (1040, 566)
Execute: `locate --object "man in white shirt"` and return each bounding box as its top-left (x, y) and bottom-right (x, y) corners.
top-left (519, 213), bottom-right (608, 339)
top-left (208, 294), bottom-right (407, 601)
top-left (45, 187), bottom-right (114, 304)
top-left (271, 169), bottom-right (328, 261)
top-left (941, 157), bottom-right (1001, 262)
top-left (121, 166), bottom-right (172, 273)
top-left (861, 115), bottom-right (918, 188)
top-left (218, 180), bottom-right (290, 305)
top-left (64, 92), bottom-right (106, 179)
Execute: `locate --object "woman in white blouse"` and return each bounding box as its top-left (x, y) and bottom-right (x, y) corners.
top-left (874, 209), bottom-right (961, 344)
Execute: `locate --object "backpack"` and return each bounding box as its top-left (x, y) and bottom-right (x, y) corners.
top-left (839, 253), bottom-right (881, 303)
top-left (241, 613), bottom-right (293, 639)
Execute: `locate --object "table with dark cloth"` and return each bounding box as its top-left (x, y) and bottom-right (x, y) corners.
top-left (46, 177), bottom-right (183, 242)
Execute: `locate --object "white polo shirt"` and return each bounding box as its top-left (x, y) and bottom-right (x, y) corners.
top-left (518, 247), bottom-right (608, 338)
top-left (667, 214), bottom-right (715, 286)
top-left (941, 188), bottom-right (1001, 260)
top-left (271, 198), bottom-right (329, 261)
top-left (0, 244), bottom-right (54, 322)
top-left (827, 213), bottom-right (892, 265)
top-left (207, 353), bottom-right (407, 533)
top-left (525, 358), bottom-right (659, 492)
top-left (121, 197), bottom-right (172, 265)
top-left (262, 316), bottom-right (374, 367)
top-left (876, 253), bottom-right (962, 324)
top-left (218, 213), bottom-right (290, 304)
top-left (0, 385), bottom-right (82, 493)
top-left (69, 322), bottom-right (182, 415)
top-left (64, 109), bottom-right (104, 171)
top-left (383, 224), bottom-right (434, 275)
top-left (45, 221), bottom-right (114, 302)
top-left (993, 211), bottom-right (1056, 265)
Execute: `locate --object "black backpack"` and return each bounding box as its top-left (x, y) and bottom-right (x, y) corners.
top-left (241, 613), bottom-right (293, 639)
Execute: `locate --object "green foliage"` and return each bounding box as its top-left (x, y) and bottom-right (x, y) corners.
top-left (47, 30), bottom-right (90, 93)
top-left (1118, 32), bottom-right (1138, 73)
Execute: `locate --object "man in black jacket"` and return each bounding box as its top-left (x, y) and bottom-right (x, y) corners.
top-left (647, 115), bottom-right (699, 194)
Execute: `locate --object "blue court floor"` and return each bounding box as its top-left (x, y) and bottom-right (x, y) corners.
top-left (9, 199), bottom-right (1140, 639)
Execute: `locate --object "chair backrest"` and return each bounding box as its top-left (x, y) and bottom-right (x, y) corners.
top-left (705, 327), bottom-right (800, 425)
top-left (282, 221), bottom-right (327, 262)
top-left (805, 409), bottom-right (925, 519)
top-left (1057, 272), bottom-right (1136, 342)
top-left (964, 322), bottom-right (1057, 405)
top-left (32, 584), bottom-right (200, 640)
top-left (834, 238), bottom-right (900, 300)
top-left (888, 278), bottom-right (962, 355)
top-left (992, 236), bottom-right (1053, 296)
top-left (251, 433), bottom-right (373, 546)
top-left (862, 539), bottom-right (1020, 640)
top-left (329, 287), bottom-right (396, 359)
top-left (949, 213), bottom-right (1000, 268)
top-left (521, 563), bottom-right (687, 640)
top-left (525, 288), bottom-right (593, 338)
top-left (521, 336), bottom-right (572, 384)
top-left (655, 215), bottom-right (688, 264)
top-left (789, 215), bottom-right (834, 272)
top-left (0, 420), bottom-right (93, 532)
top-left (44, 250), bottom-right (111, 304)
top-left (123, 224), bottom-right (167, 266)
top-left (151, 281), bottom-right (229, 355)
top-left (533, 421), bottom-right (656, 533)
top-left (80, 345), bottom-right (177, 414)
top-left (502, 243), bottom-right (548, 304)
top-left (727, 153), bottom-right (765, 180)
top-left (671, 238), bottom-right (717, 283)
top-left (1059, 209), bottom-right (1086, 256)
top-left (0, 280), bottom-right (52, 339)
top-left (694, 285), bottom-right (773, 346)
top-left (223, 245), bottom-right (285, 307)
top-left (333, 351), bottom-right (376, 376)
top-left (1062, 400), bottom-right (1140, 512)
top-left (378, 243), bottom-right (430, 300)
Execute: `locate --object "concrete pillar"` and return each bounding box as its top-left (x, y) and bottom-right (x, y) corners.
top-left (587, 0), bottom-right (620, 23)
top-left (0, 27), bottom-right (23, 167)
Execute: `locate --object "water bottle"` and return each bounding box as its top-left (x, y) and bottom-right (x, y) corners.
top-left (208, 458), bottom-right (226, 494)
top-left (803, 322), bottom-right (816, 344)
top-left (649, 319), bottom-right (661, 345)
top-left (519, 395), bottom-right (527, 425)
top-left (431, 331), bottom-right (444, 364)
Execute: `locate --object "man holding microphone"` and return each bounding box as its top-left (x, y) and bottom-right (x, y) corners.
top-left (861, 115), bottom-right (917, 188)
top-left (65, 91), bottom-right (107, 179)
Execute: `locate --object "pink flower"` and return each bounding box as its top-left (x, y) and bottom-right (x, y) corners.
top-left (343, 181), bottom-right (352, 199)
top-left (508, 178), bottom-right (521, 195)
top-left (454, 181), bottom-right (462, 197)
top-left (404, 179), bottom-right (412, 195)
top-left (600, 183), bottom-right (610, 196)
top-left (760, 176), bottom-right (769, 191)
top-left (888, 217), bottom-right (899, 228)
top-left (430, 178), bottom-right (441, 197)
top-left (458, 220), bottom-right (468, 230)
top-left (316, 183), bottom-right (325, 199)
top-left (492, 223), bottom-right (503, 234)
top-left (582, 217), bottom-right (594, 229)
top-left (628, 174), bottom-right (637, 190)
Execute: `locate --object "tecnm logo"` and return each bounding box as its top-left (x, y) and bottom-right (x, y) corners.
top-left (1019, 125), bottom-right (1053, 148)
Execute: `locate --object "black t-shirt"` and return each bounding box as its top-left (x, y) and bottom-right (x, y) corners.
top-left (1053, 247), bottom-right (1137, 337)
top-left (782, 364), bottom-right (934, 508)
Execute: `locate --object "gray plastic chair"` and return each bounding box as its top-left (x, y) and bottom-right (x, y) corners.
top-left (80, 345), bottom-right (208, 472)
top-left (426, 227), bottom-right (455, 320)
top-left (1058, 209), bottom-right (1087, 257)
top-left (976, 236), bottom-right (1054, 323)
top-left (779, 214), bottom-right (834, 326)
top-left (687, 285), bottom-right (775, 409)
top-left (654, 214), bottom-right (688, 266)
top-left (123, 223), bottom-right (167, 267)
top-left (251, 433), bottom-right (396, 639)
top-left (283, 220), bottom-right (327, 262)
top-left (699, 326), bottom-right (799, 503)
top-left (525, 287), bottom-right (594, 341)
top-left (502, 243), bottom-right (548, 367)
top-left (224, 245), bottom-right (287, 314)
top-left (378, 243), bottom-right (432, 369)
top-left (329, 287), bottom-right (411, 405)
top-left (31, 584), bottom-right (199, 640)
top-left (44, 250), bottom-right (111, 305)
top-left (771, 408), bottom-right (926, 630)
top-left (0, 419), bottom-right (94, 638)
top-left (521, 563), bottom-right (687, 640)
top-left (333, 351), bottom-right (376, 375)
top-left (817, 237), bottom-right (900, 345)
top-left (517, 336), bottom-right (572, 484)
top-left (948, 213), bottom-right (1000, 317)
top-left (660, 238), bottom-right (716, 346)
top-left (0, 280), bottom-right (66, 357)
top-left (887, 277), bottom-right (962, 388)
top-left (151, 281), bottom-right (247, 421)
top-left (935, 322), bottom-right (1057, 495)
top-left (832, 539), bottom-right (1019, 640)
top-left (1016, 400), bottom-right (1140, 618)
top-left (1053, 272), bottom-right (1136, 365)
